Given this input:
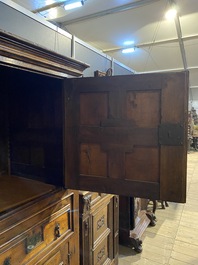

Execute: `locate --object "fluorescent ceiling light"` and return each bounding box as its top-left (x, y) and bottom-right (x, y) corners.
top-left (123, 41), bottom-right (134, 46)
top-left (165, 8), bottom-right (177, 20)
top-left (45, 0), bottom-right (55, 4)
top-left (64, 0), bottom-right (84, 10)
top-left (122, 47), bottom-right (135, 54)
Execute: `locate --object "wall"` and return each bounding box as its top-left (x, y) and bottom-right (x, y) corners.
top-left (0, 0), bottom-right (134, 77)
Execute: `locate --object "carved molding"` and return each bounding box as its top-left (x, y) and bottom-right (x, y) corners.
top-left (97, 246), bottom-right (105, 263)
top-left (83, 193), bottom-right (92, 213)
top-left (97, 215), bottom-right (105, 230)
top-left (0, 30), bottom-right (89, 77)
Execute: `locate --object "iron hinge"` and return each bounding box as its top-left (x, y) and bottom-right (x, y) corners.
top-left (159, 123), bottom-right (184, 146)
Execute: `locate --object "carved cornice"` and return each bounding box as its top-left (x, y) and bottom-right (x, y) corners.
top-left (0, 30), bottom-right (89, 77)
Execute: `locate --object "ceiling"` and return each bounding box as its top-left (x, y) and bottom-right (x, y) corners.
top-left (11, 0), bottom-right (198, 102)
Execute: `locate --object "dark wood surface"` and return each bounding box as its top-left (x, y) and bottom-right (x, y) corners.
top-left (79, 192), bottom-right (119, 265)
top-left (0, 175), bottom-right (56, 213)
top-left (0, 186), bottom-right (79, 265)
top-left (65, 72), bottom-right (188, 202)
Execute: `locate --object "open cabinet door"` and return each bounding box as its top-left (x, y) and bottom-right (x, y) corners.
top-left (64, 71), bottom-right (188, 202)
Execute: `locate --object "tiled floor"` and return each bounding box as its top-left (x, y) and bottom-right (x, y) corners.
top-left (118, 151), bottom-right (198, 265)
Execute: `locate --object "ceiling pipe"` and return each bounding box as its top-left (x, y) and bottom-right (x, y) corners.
top-left (61, 0), bottom-right (160, 26)
top-left (174, 18), bottom-right (188, 70)
top-left (168, 0), bottom-right (188, 70)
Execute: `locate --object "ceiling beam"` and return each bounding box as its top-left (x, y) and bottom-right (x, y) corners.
top-left (103, 34), bottom-right (198, 53)
top-left (138, 68), bottom-right (184, 74)
top-left (32, 0), bottom-right (66, 13)
top-left (61, 0), bottom-right (160, 26)
top-left (188, 66), bottom-right (198, 70)
top-left (190, 86), bottom-right (198, 89)
top-left (138, 66), bottom-right (198, 74)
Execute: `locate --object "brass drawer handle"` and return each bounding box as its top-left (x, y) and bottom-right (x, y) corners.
top-left (55, 223), bottom-right (61, 238)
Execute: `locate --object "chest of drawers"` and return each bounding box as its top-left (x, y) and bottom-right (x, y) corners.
top-left (79, 192), bottom-right (119, 265)
top-left (0, 175), bottom-right (79, 265)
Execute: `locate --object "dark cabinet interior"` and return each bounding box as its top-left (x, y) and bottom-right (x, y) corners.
top-left (1, 66), bottom-right (64, 186)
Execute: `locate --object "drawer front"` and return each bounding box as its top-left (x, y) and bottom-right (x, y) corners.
top-left (93, 207), bottom-right (108, 242)
top-left (42, 251), bottom-right (63, 265)
top-left (0, 210), bottom-right (70, 265)
top-left (93, 237), bottom-right (108, 265)
top-left (44, 211), bottom-right (70, 245)
top-left (0, 191), bottom-right (77, 265)
top-left (0, 239), bottom-right (25, 265)
top-left (0, 190), bottom-right (72, 247)
top-left (25, 208), bottom-right (72, 256)
top-left (32, 236), bottom-right (78, 265)
top-left (30, 239), bottom-right (69, 265)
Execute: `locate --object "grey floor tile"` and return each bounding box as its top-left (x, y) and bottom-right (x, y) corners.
top-left (118, 152), bottom-right (198, 265)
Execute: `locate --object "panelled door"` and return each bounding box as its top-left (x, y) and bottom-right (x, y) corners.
top-left (64, 71), bottom-right (188, 202)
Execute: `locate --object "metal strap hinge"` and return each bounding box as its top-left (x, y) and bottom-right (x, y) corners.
top-left (158, 123), bottom-right (184, 146)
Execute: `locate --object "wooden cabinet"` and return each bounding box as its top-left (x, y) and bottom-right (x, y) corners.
top-left (0, 30), bottom-right (188, 203)
top-left (79, 192), bottom-right (119, 265)
top-left (0, 31), bottom-right (189, 264)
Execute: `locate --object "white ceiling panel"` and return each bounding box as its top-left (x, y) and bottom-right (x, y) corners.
top-left (64, 1), bottom-right (178, 50)
top-left (180, 12), bottom-right (198, 37)
top-left (188, 69), bottom-right (198, 87)
top-left (184, 39), bottom-right (198, 68)
top-left (107, 42), bottom-right (183, 72)
top-left (55, 0), bottom-right (161, 22)
top-left (8, 0), bottom-right (198, 95)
